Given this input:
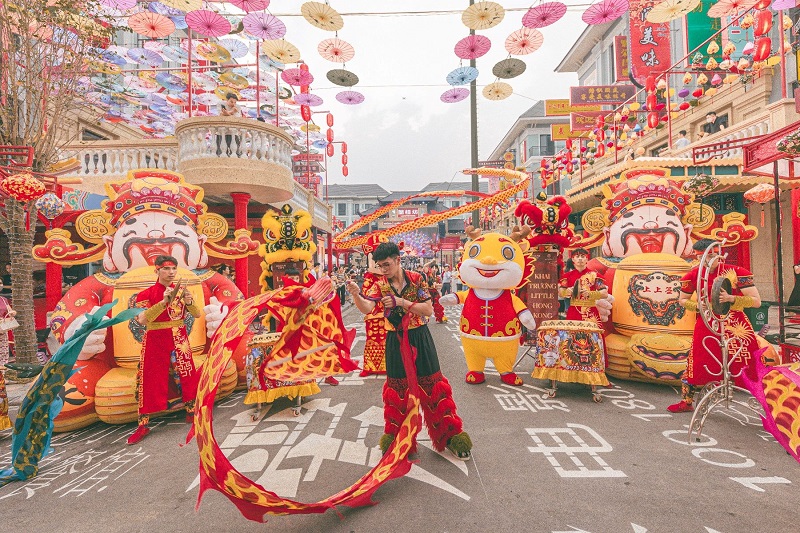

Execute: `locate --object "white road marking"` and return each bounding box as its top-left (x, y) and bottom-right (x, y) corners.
top-left (729, 476), bottom-right (791, 492)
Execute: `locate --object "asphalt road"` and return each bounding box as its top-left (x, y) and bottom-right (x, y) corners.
top-left (1, 304), bottom-right (797, 533)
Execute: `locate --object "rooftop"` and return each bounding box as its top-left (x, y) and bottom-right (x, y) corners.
top-left (421, 181), bottom-right (489, 193)
top-left (326, 183), bottom-right (390, 199)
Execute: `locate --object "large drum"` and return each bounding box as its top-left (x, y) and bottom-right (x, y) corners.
top-left (532, 320), bottom-right (609, 387)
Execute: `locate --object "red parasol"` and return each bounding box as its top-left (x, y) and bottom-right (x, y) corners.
top-left (335, 90), bottom-right (365, 104)
top-left (505, 27), bottom-right (543, 55)
top-left (707, 0), bottom-right (759, 17)
top-left (229, 0), bottom-right (271, 12)
top-left (185, 9), bottom-right (232, 38)
top-left (441, 87), bottom-right (470, 103)
top-left (318, 37), bottom-right (355, 63)
top-left (242, 11), bottom-right (286, 40)
top-left (281, 68), bottom-right (314, 86)
top-left (128, 12), bottom-right (176, 39)
top-left (582, 0), bottom-right (629, 25)
top-left (454, 34), bottom-right (492, 60)
top-left (522, 2), bottom-right (567, 29)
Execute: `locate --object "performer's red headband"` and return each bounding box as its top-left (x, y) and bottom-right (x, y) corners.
top-left (156, 260), bottom-right (178, 269)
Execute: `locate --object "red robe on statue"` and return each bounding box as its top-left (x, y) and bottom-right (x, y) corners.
top-left (135, 282), bottom-right (200, 416)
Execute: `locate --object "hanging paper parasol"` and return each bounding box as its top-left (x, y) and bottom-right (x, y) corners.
top-left (483, 81), bottom-right (513, 100)
top-left (159, 0), bottom-right (202, 11)
top-left (243, 11), bottom-right (287, 40)
top-left (185, 9), bottom-right (231, 37)
top-left (646, 0), bottom-right (701, 23)
top-left (454, 34), bottom-right (492, 60)
top-left (220, 71), bottom-right (250, 89)
top-left (262, 39), bottom-right (302, 63)
top-left (327, 69), bottom-right (360, 87)
top-left (336, 90), bottom-right (365, 104)
top-left (128, 11), bottom-right (176, 39)
top-left (294, 93), bottom-right (324, 107)
top-left (282, 68), bottom-right (314, 86)
top-left (441, 87), bottom-right (470, 103)
top-left (446, 66), bottom-right (479, 86)
top-left (230, 0), bottom-right (271, 12)
top-left (462, 1), bottom-right (505, 31)
top-left (219, 38), bottom-right (249, 59)
top-left (155, 72), bottom-right (187, 92)
top-left (101, 0), bottom-right (137, 9)
top-left (302, 123), bottom-right (322, 133)
top-left (771, 0), bottom-right (795, 9)
top-left (301, 1), bottom-right (345, 31)
top-left (504, 27), bottom-right (544, 55)
top-left (196, 42), bottom-right (232, 63)
top-left (682, 173), bottom-right (720, 198)
top-left (189, 72), bottom-right (217, 90)
top-left (318, 38), bottom-right (355, 63)
top-left (744, 183), bottom-right (776, 226)
top-left (160, 45), bottom-right (188, 62)
top-left (148, 1), bottom-right (185, 17)
top-left (492, 58), bottom-right (527, 79)
top-left (194, 93), bottom-right (219, 105)
top-left (582, 0), bottom-right (629, 25)
top-left (522, 2), bottom-right (567, 29)
top-left (215, 86), bottom-right (242, 101)
top-left (707, 0), bottom-right (759, 18)
top-left (127, 48), bottom-right (164, 68)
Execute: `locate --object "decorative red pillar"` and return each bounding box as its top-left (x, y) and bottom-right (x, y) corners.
top-left (231, 192), bottom-right (251, 297)
top-left (45, 262), bottom-right (62, 313)
top-left (327, 233), bottom-right (333, 274)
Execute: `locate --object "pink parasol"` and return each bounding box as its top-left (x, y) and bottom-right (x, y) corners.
top-left (522, 2), bottom-right (567, 29)
top-left (505, 27), bottom-right (544, 55)
top-left (229, 0), bottom-right (270, 12)
top-left (454, 34), bottom-right (492, 60)
top-left (185, 9), bottom-right (231, 38)
top-left (707, 0), bottom-right (759, 17)
top-left (771, 0), bottom-right (796, 10)
top-left (281, 68), bottom-right (314, 86)
top-left (582, 0), bottom-right (629, 25)
top-left (441, 87), bottom-right (470, 103)
top-left (128, 12), bottom-right (176, 39)
top-left (101, 0), bottom-right (137, 9)
top-left (318, 37), bottom-right (355, 63)
top-left (294, 93), bottom-right (324, 106)
top-left (242, 11), bottom-right (286, 40)
top-left (336, 90), bottom-right (365, 105)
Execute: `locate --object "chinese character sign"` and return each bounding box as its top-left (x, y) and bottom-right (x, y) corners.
top-left (545, 99), bottom-right (603, 116)
top-left (614, 35), bottom-right (629, 82)
top-left (629, 0), bottom-right (671, 84)
top-left (570, 110), bottom-right (607, 131)
top-left (569, 85), bottom-right (635, 106)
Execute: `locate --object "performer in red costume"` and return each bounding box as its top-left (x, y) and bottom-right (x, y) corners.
top-left (560, 249), bottom-right (608, 325)
top-left (127, 255), bottom-right (202, 444)
top-left (347, 242), bottom-right (472, 460)
top-left (426, 267), bottom-right (447, 324)
top-left (359, 235), bottom-right (387, 377)
top-left (668, 239), bottom-right (762, 413)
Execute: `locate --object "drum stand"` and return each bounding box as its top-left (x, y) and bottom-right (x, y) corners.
top-left (687, 241), bottom-right (762, 443)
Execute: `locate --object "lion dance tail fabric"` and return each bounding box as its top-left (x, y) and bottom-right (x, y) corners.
top-left (194, 278), bottom-right (422, 522)
top-left (0, 301), bottom-right (142, 487)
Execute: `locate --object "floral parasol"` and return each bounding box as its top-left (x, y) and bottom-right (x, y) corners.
top-left (446, 66), bottom-right (479, 86)
top-left (301, 1), bottom-right (345, 32)
top-left (327, 69), bottom-right (359, 87)
top-left (336, 90), bottom-right (365, 104)
top-left (483, 81), bottom-right (513, 100)
top-left (127, 48), bottom-right (164, 68)
top-left (243, 11), bottom-right (286, 40)
top-left (196, 42), bottom-right (231, 63)
top-left (441, 87), bottom-right (470, 103)
top-left (707, 0), bottom-right (759, 18)
top-left (492, 58), bottom-right (526, 79)
top-left (262, 39), bottom-right (302, 63)
top-left (128, 11), bottom-right (176, 39)
top-left (219, 71), bottom-right (250, 89)
top-left (582, 0), bottom-right (628, 25)
top-left (454, 34), bottom-right (492, 60)
top-left (281, 68), bottom-right (314, 86)
top-left (682, 173), bottom-right (720, 198)
top-left (777, 128), bottom-right (800, 156)
top-left (646, 0), bottom-right (701, 23)
top-left (462, 1), bottom-right (506, 31)
top-left (100, 0), bottom-right (137, 9)
top-left (160, 0), bottom-right (202, 11)
top-left (218, 38), bottom-right (249, 59)
top-left (185, 9), bottom-right (231, 37)
top-left (161, 44), bottom-right (188, 62)
top-left (522, 2), bottom-right (567, 29)
top-left (295, 93), bottom-right (324, 106)
top-left (230, 0), bottom-right (271, 12)
top-left (505, 27), bottom-right (544, 55)
top-left (155, 72), bottom-right (187, 92)
top-left (318, 37), bottom-right (355, 63)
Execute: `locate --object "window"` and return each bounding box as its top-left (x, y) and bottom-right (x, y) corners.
top-left (81, 129), bottom-right (108, 141)
top-left (451, 200), bottom-right (461, 208)
top-left (527, 134), bottom-right (557, 158)
top-left (337, 203), bottom-right (347, 216)
top-left (353, 203), bottom-right (359, 214)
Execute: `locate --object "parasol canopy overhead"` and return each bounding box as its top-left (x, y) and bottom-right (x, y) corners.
top-left (645, 0), bottom-right (702, 23)
top-left (128, 11), bottom-right (176, 39)
top-left (582, 0), bottom-right (629, 25)
top-left (281, 68), bottom-right (314, 86)
top-left (294, 93), bottom-right (324, 106)
top-left (218, 38), bottom-right (249, 59)
top-left (454, 34), bottom-right (492, 60)
top-left (707, 0), bottom-right (760, 17)
top-left (101, 0), bottom-right (137, 9)
top-left (318, 37), bottom-right (356, 63)
top-left (160, 0), bottom-right (202, 11)
top-left (243, 11), bottom-right (287, 40)
top-left (161, 45), bottom-right (188, 62)
top-left (219, 71), bottom-right (250, 89)
top-left (327, 69), bottom-right (360, 87)
top-left (441, 87), bottom-right (470, 103)
top-left (262, 39), bottom-right (302, 63)
top-left (336, 90), bottom-right (365, 104)
top-left (185, 9), bottom-right (232, 37)
top-left (446, 66), bottom-right (480, 86)
top-left (229, 0), bottom-right (271, 12)
top-left (127, 48), bottom-right (164, 68)
top-left (492, 58), bottom-right (527, 79)
top-left (504, 27), bottom-right (544, 55)
top-left (301, 1), bottom-right (345, 32)
top-left (462, 1), bottom-right (506, 30)
top-left (522, 2), bottom-right (567, 29)
top-left (196, 42), bottom-right (232, 63)
top-left (483, 81), bottom-right (513, 101)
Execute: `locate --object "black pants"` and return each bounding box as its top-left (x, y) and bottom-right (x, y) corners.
top-left (385, 325), bottom-right (441, 378)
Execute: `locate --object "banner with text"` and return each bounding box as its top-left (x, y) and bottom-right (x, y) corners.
top-left (614, 35), bottom-right (629, 82)
top-left (569, 85), bottom-right (636, 106)
top-left (545, 99), bottom-right (603, 116)
top-left (629, 0), bottom-right (671, 84)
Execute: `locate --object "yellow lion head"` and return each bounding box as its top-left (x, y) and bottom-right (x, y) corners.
top-left (458, 226), bottom-right (534, 290)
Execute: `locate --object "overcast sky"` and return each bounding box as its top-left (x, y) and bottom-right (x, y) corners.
top-left (272, 1), bottom-right (586, 192)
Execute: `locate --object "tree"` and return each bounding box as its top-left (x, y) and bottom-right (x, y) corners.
top-left (0, 1), bottom-right (112, 364)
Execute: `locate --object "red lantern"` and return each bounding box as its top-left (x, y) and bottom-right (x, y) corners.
top-left (755, 0), bottom-right (771, 8)
top-left (341, 154), bottom-right (348, 165)
top-left (692, 87), bottom-right (704, 98)
top-left (326, 128), bottom-right (334, 142)
top-left (301, 105), bottom-right (311, 122)
top-left (596, 144), bottom-right (605, 157)
top-left (326, 113), bottom-right (334, 127)
top-left (540, 158), bottom-right (547, 168)
top-left (300, 85), bottom-right (309, 94)
top-left (645, 75), bottom-right (656, 92)
top-left (0, 173), bottom-right (45, 202)
top-left (597, 129), bottom-right (605, 141)
top-left (647, 111), bottom-right (659, 128)
top-left (753, 36), bottom-right (771, 62)
top-left (660, 114), bottom-right (669, 123)
top-left (565, 139), bottom-right (572, 150)
top-left (679, 101), bottom-right (690, 111)
top-left (342, 165), bottom-right (349, 177)
top-left (326, 143), bottom-right (335, 157)
top-left (299, 62), bottom-right (309, 72)
top-left (340, 142), bottom-right (347, 154)
top-left (566, 162), bottom-right (573, 173)
top-left (646, 93), bottom-right (657, 110)
top-left (754, 10), bottom-right (773, 37)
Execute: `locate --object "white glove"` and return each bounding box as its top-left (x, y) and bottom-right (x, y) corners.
top-left (519, 309), bottom-right (537, 330)
top-left (595, 294), bottom-right (614, 322)
top-left (64, 305), bottom-right (107, 360)
top-left (439, 294), bottom-right (459, 306)
top-left (204, 296), bottom-right (229, 338)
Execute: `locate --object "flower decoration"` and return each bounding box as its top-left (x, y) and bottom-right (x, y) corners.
top-left (777, 128), bottom-right (800, 156)
top-left (682, 173), bottom-right (719, 199)
top-left (0, 173), bottom-right (46, 202)
top-left (35, 192), bottom-right (66, 220)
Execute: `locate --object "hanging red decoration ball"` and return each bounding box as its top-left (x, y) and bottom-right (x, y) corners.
top-left (692, 87), bottom-right (704, 98)
top-left (341, 142), bottom-right (347, 154)
top-left (596, 144), bottom-right (605, 157)
top-left (660, 114), bottom-right (669, 123)
top-left (540, 158), bottom-right (547, 168)
top-left (342, 165), bottom-right (349, 177)
top-left (326, 143), bottom-right (335, 157)
top-left (679, 101), bottom-right (690, 111)
top-left (565, 139), bottom-right (573, 150)
top-left (341, 154), bottom-right (348, 165)
top-left (299, 62), bottom-right (309, 72)
top-left (754, 10), bottom-right (773, 37)
top-left (0, 173), bottom-right (46, 202)
top-left (301, 105), bottom-right (311, 122)
top-left (326, 113), bottom-right (334, 127)
top-left (753, 36), bottom-right (772, 62)
top-left (326, 128), bottom-right (334, 142)
top-left (647, 111), bottom-right (659, 128)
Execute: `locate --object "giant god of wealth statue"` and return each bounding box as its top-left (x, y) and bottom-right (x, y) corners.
top-left (33, 169), bottom-right (259, 431)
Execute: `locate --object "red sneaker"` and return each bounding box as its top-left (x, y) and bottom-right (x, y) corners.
top-left (500, 372), bottom-right (523, 386)
top-left (126, 425), bottom-right (150, 445)
top-left (667, 400), bottom-right (694, 413)
top-left (325, 376), bottom-right (339, 386)
top-left (465, 371), bottom-right (485, 384)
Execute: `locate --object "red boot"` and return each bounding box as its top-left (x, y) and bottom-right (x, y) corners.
top-left (500, 372), bottom-right (523, 386)
top-left (126, 425), bottom-right (150, 445)
top-left (667, 400), bottom-right (693, 413)
top-left (465, 371), bottom-right (485, 384)
top-left (325, 376), bottom-right (339, 386)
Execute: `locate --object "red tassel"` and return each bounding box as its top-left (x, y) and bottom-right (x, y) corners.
top-left (761, 207), bottom-right (765, 227)
top-left (25, 207), bottom-right (30, 230)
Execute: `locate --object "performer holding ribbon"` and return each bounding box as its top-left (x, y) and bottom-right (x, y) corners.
top-left (668, 239), bottom-right (762, 413)
top-left (127, 255), bottom-right (203, 444)
top-left (347, 242), bottom-right (472, 460)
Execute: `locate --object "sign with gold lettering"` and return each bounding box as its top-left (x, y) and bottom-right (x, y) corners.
top-left (570, 110), bottom-right (607, 131)
top-left (545, 99), bottom-right (603, 116)
top-left (614, 35), bottom-right (629, 82)
top-left (524, 251), bottom-right (560, 342)
top-left (569, 85), bottom-right (636, 106)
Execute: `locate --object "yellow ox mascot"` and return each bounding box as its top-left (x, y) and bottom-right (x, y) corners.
top-left (441, 226), bottom-right (536, 386)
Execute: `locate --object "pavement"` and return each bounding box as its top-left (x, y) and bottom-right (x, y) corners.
top-left (1, 304), bottom-right (797, 533)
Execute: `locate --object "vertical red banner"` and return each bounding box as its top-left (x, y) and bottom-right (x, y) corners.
top-left (628, 1), bottom-right (672, 84)
top-left (614, 35), bottom-right (629, 82)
